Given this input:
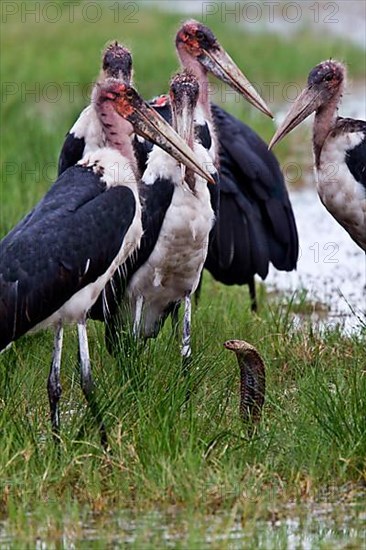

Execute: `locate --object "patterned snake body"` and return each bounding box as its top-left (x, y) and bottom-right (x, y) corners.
top-left (224, 340), bottom-right (266, 425)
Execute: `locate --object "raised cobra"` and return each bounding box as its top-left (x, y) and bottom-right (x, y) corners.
top-left (224, 340), bottom-right (266, 426)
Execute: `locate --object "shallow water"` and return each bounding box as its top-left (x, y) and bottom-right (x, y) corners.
top-left (266, 186), bottom-right (365, 333)
top-left (1, 499), bottom-right (365, 548)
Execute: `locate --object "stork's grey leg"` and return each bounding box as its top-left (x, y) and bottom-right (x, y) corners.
top-left (47, 322), bottom-right (63, 443)
top-left (133, 295), bottom-right (144, 337)
top-left (77, 319), bottom-right (107, 449)
top-left (248, 277), bottom-right (257, 312)
top-left (181, 294), bottom-right (193, 402)
top-left (181, 294), bottom-right (192, 360)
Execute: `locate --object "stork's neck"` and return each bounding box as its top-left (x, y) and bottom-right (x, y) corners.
top-left (177, 48), bottom-right (211, 121)
top-left (97, 102), bottom-right (137, 169)
top-left (313, 90), bottom-right (342, 166)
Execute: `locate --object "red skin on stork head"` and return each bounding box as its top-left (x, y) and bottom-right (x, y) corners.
top-left (98, 81), bottom-right (136, 118)
top-left (97, 80), bottom-right (216, 185)
top-left (175, 19), bottom-right (272, 118)
top-left (175, 20), bottom-right (219, 57)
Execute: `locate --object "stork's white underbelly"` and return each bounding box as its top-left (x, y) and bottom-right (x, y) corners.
top-left (128, 183), bottom-right (215, 336)
top-left (316, 131), bottom-right (366, 249)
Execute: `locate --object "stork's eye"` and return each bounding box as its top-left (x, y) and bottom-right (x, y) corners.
top-left (125, 89), bottom-right (134, 99)
top-left (196, 30), bottom-right (205, 40)
top-left (324, 73), bottom-right (333, 82)
top-left (104, 91), bottom-right (118, 100)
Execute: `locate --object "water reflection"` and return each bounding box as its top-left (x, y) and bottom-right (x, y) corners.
top-left (1, 499), bottom-right (365, 548)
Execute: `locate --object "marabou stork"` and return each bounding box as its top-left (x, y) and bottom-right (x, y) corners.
top-left (98, 22), bottom-right (280, 358)
top-left (58, 25), bottom-right (299, 315)
top-left (58, 41), bottom-right (133, 176)
top-left (269, 60), bottom-right (366, 251)
top-left (0, 79), bottom-right (211, 446)
top-left (137, 20), bottom-right (299, 312)
top-left (104, 71), bottom-right (217, 361)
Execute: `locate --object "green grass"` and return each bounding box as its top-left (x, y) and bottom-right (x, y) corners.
top-left (1, 2), bottom-right (366, 546)
top-left (0, 288), bottom-right (365, 545)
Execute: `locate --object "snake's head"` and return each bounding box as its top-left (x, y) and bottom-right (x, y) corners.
top-left (224, 340), bottom-right (256, 354)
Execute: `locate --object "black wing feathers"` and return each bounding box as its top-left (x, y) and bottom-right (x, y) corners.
top-left (58, 133), bottom-right (86, 176)
top-left (148, 102), bottom-right (298, 284)
top-left (342, 120), bottom-right (366, 190)
top-left (195, 123), bottom-right (212, 150)
top-left (136, 178), bottom-right (175, 271)
top-left (0, 165), bottom-right (136, 350)
top-left (207, 104), bottom-right (298, 284)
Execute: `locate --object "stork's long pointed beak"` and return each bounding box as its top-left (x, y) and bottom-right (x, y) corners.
top-left (173, 97), bottom-right (195, 148)
top-left (269, 86), bottom-right (321, 149)
top-left (172, 95), bottom-right (202, 192)
top-left (199, 45), bottom-right (273, 118)
top-left (174, 99), bottom-right (191, 187)
top-left (116, 99), bottom-right (215, 184)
